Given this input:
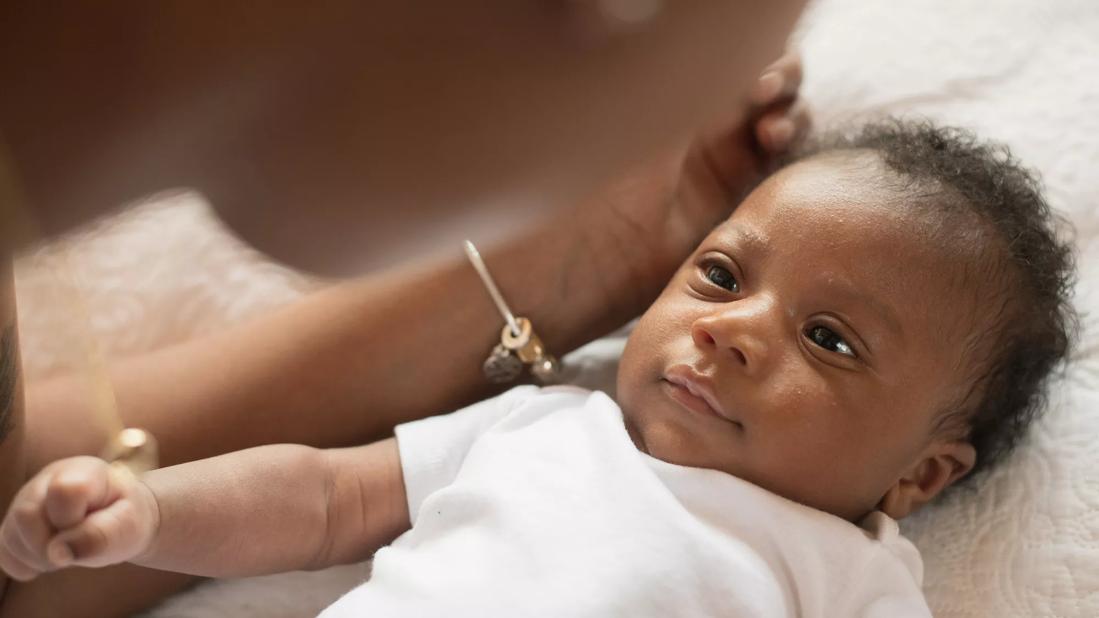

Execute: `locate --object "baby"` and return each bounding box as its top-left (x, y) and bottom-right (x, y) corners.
top-left (0, 121), bottom-right (1075, 617)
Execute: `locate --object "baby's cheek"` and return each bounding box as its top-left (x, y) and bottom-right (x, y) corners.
top-left (617, 306), bottom-right (674, 383)
top-left (744, 372), bottom-right (864, 485)
top-left (753, 355), bottom-right (839, 424)
top-left (616, 335), bottom-right (645, 397)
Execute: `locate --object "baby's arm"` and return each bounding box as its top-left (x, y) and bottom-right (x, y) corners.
top-left (0, 439), bottom-right (409, 580)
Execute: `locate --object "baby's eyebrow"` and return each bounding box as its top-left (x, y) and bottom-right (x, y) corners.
top-left (719, 225), bottom-right (769, 256)
top-left (826, 281), bottom-right (904, 339)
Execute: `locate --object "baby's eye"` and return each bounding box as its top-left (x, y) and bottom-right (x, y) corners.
top-left (705, 265), bottom-right (739, 292)
top-left (806, 325), bottom-right (856, 358)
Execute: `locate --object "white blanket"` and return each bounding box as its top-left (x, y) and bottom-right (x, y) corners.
top-left (14, 0), bottom-right (1099, 616)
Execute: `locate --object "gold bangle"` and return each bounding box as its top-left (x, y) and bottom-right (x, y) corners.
top-left (464, 241), bottom-right (561, 384)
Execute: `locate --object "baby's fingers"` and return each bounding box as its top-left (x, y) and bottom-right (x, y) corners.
top-left (0, 540), bottom-right (39, 581)
top-left (48, 495), bottom-right (149, 569)
top-left (0, 471), bottom-right (61, 580)
top-left (44, 456), bottom-right (115, 530)
top-left (1, 500), bottom-right (55, 573)
top-left (0, 519), bottom-right (46, 581)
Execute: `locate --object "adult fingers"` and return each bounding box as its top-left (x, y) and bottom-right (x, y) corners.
top-left (751, 51), bottom-right (804, 106)
top-left (755, 99), bottom-right (811, 154)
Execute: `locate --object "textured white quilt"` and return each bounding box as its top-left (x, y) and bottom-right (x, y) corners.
top-left (13, 0), bottom-right (1098, 616)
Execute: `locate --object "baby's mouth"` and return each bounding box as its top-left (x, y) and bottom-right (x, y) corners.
top-left (660, 365), bottom-right (741, 427)
top-left (662, 378), bottom-right (720, 418)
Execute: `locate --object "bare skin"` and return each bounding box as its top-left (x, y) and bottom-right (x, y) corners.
top-left (0, 441), bottom-right (409, 582)
top-left (0, 1), bottom-right (811, 608)
top-left (0, 153), bottom-right (990, 597)
top-left (0, 52), bottom-right (810, 618)
top-left (0, 0), bottom-right (806, 275)
top-left (617, 153), bottom-right (980, 522)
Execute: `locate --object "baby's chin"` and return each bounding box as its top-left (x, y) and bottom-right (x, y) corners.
top-left (617, 398), bottom-right (879, 522)
top-left (618, 396), bottom-right (741, 471)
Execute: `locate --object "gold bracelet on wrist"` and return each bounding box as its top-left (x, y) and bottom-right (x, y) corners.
top-left (464, 241), bottom-right (561, 384)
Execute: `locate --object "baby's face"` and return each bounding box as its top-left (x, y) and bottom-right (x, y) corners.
top-left (617, 155), bottom-right (980, 521)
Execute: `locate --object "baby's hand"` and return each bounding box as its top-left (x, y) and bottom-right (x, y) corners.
top-left (0, 456), bottom-right (158, 581)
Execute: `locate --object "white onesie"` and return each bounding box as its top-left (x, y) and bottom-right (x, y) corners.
top-left (319, 385), bottom-right (932, 617)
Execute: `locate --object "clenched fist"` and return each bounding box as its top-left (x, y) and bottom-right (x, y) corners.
top-left (0, 456), bottom-right (158, 581)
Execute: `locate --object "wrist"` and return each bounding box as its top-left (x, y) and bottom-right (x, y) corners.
top-left (473, 173), bottom-right (707, 359)
top-left (477, 208), bottom-right (654, 358)
top-left (569, 175), bottom-right (710, 312)
top-left (129, 473), bottom-right (162, 567)
top-left (574, 204), bottom-right (675, 317)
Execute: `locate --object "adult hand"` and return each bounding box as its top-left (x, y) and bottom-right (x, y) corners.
top-left (579, 51), bottom-right (810, 291)
top-left (707, 51), bottom-right (811, 183)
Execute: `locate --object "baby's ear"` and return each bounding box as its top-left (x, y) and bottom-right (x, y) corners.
top-left (878, 440), bottom-right (976, 520)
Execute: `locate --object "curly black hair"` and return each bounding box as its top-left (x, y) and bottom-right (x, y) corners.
top-left (789, 119), bottom-right (1077, 482)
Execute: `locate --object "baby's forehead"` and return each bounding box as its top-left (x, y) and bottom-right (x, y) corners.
top-left (723, 155), bottom-right (930, 249)
top-left (757, 152), bottom-right (916, 218)
top-left (729, 152), bottom-right (987, 260)
top-left (713, 153), bottom-right (1002, 342)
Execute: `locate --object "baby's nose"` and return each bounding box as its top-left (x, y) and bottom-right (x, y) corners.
top-left (691, 326), bottom-right (749, 366)
top-left (690, 298), bottom-right (777, 374)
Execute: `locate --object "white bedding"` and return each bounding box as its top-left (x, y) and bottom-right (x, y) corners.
top-left (13, 0), bottom-right (1098, 616)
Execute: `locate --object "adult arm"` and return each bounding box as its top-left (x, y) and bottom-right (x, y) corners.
top-left (22, 198), bottom-right (682, 472)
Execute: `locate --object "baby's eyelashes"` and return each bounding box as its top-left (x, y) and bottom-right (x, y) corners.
top-left (805, 325), bottom-right (856, 358)
top-left (705, 265), bottom-right (739, 292)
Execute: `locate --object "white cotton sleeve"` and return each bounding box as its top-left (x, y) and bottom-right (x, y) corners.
top-left (844, 547), bottom-right (934, 618)
top-left (395, 385), bottom-right (539, 525)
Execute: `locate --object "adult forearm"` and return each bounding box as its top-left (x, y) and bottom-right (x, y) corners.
top-left (24, 202), bottom-right (671, 473)
top-left (135, 444), bottom-right (330, 578)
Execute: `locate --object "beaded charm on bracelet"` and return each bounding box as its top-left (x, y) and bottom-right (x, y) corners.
top-left (464, 241), bottom-right (561, 384)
